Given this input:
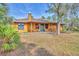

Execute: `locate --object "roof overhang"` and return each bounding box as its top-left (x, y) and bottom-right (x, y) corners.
top-left (13, 21), bottom-right (64, 25)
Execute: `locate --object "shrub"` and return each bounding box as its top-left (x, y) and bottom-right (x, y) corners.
top-left (11, 43), bottom-right (17, 50)
top-left (2, 43), bottom-right (12, 52)
top-left (2, 43), bottom-right (17, 52)
top-left (72, 27), bottom-right (79, 31)
top-left (62, 26), bottom-right (68, 32)
top-left (0, 24), bottom-right (20, 52)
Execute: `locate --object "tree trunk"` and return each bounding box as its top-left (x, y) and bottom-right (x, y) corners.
top-left (57, 22), bottom-right (60, 35)
top-left (57, 21), bottom-right (60, 35)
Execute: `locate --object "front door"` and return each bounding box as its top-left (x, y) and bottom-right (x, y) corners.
top-left (40, 24), bottom-right (45, 32)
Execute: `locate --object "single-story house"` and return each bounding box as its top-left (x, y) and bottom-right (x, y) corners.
top-left (12, 13), bottom-right (64, 33)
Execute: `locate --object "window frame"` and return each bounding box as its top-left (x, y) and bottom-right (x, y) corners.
top-left (18, 23), bottom-right (24, 30)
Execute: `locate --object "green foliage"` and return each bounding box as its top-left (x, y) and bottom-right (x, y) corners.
top-left (72, 27), bottom-right (79, 31)
top-left (0, 3), bottom-right (20, 52)
top-left (0, 24), bottom-right (17, 42)
top-left (47, 4), bottom-right (79, 34)
top-left (2, 43), bottom-right (12, 52)
top-left (62, 26), bottom-right (68, 32)
top-left (0, 3), bottom-right (8, 16)
top-left (41, 16), bottom-right (45, 19)
top-left (2, 43), bottom-right (17, 52)
top-left (47, 16), bottom-right (51, 21)
top-left (0, 24), bottom-right (20, 52)
top-left (11, 43), bottom-right (17, 50)
top-left (0, 16), bottom-right (14, 25)
top-left (63, 18), bottom-right (79, 32)
top-left (47, 4), bottom-right (70, 34)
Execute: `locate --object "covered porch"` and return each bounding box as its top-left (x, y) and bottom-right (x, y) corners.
top-left (28, 22), bottom-right (57, 32)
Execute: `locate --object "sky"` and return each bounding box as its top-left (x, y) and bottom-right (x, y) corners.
top-left (7, 3), bottom-right (52, 19)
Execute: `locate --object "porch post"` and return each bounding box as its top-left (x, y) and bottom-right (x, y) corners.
top-left (30, 23), bottom-right (32, 32)
top-left (44, 24), bottom-right (45, 32)
top-left (39, 24), bottom-right (40, 32)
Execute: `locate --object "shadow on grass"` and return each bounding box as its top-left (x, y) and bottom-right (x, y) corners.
top-left (32, 47), bottom-right (53, 56)
top-left (26, 43), bottom-right (53, 56)
top-left (0, 42), bottom-right (53, 56)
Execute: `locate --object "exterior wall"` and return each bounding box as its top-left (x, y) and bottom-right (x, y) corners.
top-left (11, 23), bottom-right (18, 31)
top-left (12, 23), bottom-right (28, 33)
top-left (51, 24), bottom-right (57, 32)
top-left (29, 23), bottom-right (39, 32)
top-left (27, 23), bottom-right (63, 32)
top-left (27, 23), bottom-right (36, 32)
top-left (12, 22), bottom-right (63, 33)
top-left (51, 24), bottom-right (63, 32)
top-left (33, 23), bottom-right (39, 32)
top-left (45, 23), bottom-right (63, 32)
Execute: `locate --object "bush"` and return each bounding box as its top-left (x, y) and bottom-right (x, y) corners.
top-left (11, 43), bottom-right (17, 50)
top-left (0, 24), bottom-right (20, 52)
top-left (72, 27), bottom-right (79, 31)
top-left (62, 26), bottom-right (68, 32)
top-left (2, 43), bottom-right (12, 52)
top-left (2, 43), bottom-right (17, 52)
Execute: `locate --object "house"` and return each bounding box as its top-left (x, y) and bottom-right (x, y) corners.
top-left (12, 13), bottom-right (64, 33)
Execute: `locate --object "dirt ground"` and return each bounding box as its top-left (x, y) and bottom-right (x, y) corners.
top-left (20, 32), bottom-right (79, 56)
top-left (1, 32), bottom-right (79, 56)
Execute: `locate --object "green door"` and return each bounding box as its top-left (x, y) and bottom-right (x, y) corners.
top-left (40, 24), bottom-right (45, 32)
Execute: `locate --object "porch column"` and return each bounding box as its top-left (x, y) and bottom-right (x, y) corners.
top-left (44, 24), bottom-right (45, 32)
top-left (39, 24), bottom-right (40, 32)
top-left (30, 23), bottom-right (32, 32)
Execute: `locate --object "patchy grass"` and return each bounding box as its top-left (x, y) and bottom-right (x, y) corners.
top-left (20, 32), bottom-right (79, 56)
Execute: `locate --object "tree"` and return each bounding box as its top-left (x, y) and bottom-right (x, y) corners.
top-left (0, 3), bottom-right (8, 23)
top-left (0, 3), bottom-right (8, 16)
top-left (53, 15), bottom-right (57, 22)
top-left (0, 4), bottom-right (14, 24)
top-left (47, 3), bottom-right (69, 35)
top-left (41, 16), bottom-right (45, 19)
top-left (68, 4), bottom-right (79, 18)
top-left (64, 4), bottom-right (79, 31)
top-left (0, 4), bottom-right (20, 52)
top-left (2, 16), bottom-right (14, 24)
top-left (47, 16), bottom-right (51, 21)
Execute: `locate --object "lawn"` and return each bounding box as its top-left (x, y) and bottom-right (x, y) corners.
top-left (20, 32), bottom-right (79, 56)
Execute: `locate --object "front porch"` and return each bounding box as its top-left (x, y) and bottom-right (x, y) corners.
top-left (28, 23), bottom-right (57, 32)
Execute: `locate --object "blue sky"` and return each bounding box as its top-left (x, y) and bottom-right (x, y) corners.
top-left (7, 3), bottom-right (52, 19)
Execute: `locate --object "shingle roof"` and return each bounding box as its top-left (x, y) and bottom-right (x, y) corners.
top-left (13, 18), bottom-right (64, 24)
top-left (14, 18), bottom-right (50, 22)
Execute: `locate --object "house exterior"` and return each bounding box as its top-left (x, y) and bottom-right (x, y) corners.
top-left (12, 13), bottom-right (64, 33)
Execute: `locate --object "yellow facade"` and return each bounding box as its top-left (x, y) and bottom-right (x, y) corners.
top-left (12, 23), bottom-right (63, 33)
top-left (12, 23), bottom-right (28, 33)
top-left (12, 13), bottom-right (63, 33)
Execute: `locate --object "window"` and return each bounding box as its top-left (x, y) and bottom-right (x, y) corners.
top-left (45, 24), bottom-right (48, 29)
top-left (18, 23), bottom-right (24, 30)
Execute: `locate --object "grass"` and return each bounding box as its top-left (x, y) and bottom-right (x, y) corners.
top-left (20, 32), bottom-right (79, 56)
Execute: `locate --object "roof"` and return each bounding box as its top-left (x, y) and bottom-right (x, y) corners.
top-left (13, 18), bottom-right (64, 24)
